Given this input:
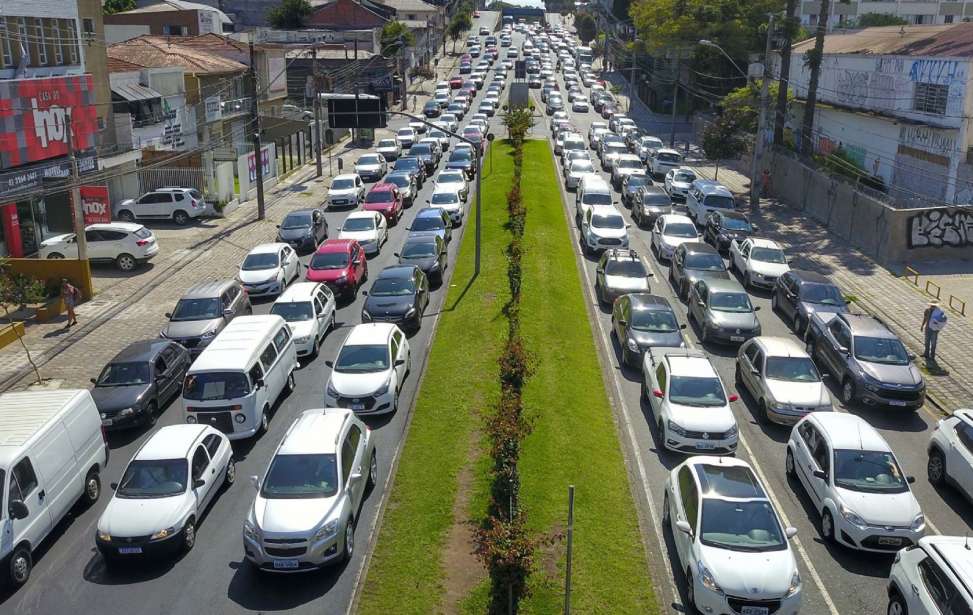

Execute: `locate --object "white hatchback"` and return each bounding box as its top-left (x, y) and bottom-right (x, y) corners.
top-left (270, 282), bottom-right (336, 358)
top-left (338, 211), bottom-right (388, 256)
top-left (325, 323), bottom-right (411, 415)
top-left (238, 243), bottom-right (301, 297)
top-left (651, 214), bottom-right (701, 262)
top-left (40, 222), bottom-right (159, 272)
top-left (327, 174), bottom-right (365, 208)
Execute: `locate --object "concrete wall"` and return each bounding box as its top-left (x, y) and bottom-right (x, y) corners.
top-left (104, 24), bottom-right (151, 44)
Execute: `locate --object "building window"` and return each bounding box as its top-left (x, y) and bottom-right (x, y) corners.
top-left (64, 19), bottom-right (79, 64)
top-left (944, 14), bottom-right (954, 23)
top-left (0, 18), bottom-right (12, 68)
top-left (82, 18), bottom-right (94, 38)
top-left (913, 82), bottom-right (949, 115)
top-left (33, 18), bottom-right (47, 66)
top-left (17, 19), bottom-right (30, 66)
top-left (52, 20), bottom-right (63, 64)
top-left (162, 24), bottom-right (188, 36)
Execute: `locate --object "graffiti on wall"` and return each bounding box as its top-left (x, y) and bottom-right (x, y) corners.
top-left (908, 209), bottom-right (973, 248)
top-left (836, 70), bottom-right (870, 106)
top-left (899, 125), bottom-right (958, 156)
top-left (908, 59), bottom-right (960, 85)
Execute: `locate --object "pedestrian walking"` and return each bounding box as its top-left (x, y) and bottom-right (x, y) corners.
top-left (921, 300), bottom-right (948, 362)
top-left (61, 278), bottom-right (80, 328)
top-left (761, 168), bottom-right (772, 198)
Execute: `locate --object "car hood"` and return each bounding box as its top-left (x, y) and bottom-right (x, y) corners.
top-left (363, 202), bottom-right (395, 213)
top-left (356, 164), bottom-right (383, 173)
top-left (365, 295), bottom-right (414, 316)
top-left (306, 267), bottom-right (350, 283)
top-left (41, 234), bottom-right (74, 247)
top-left (252, 495), bottom-right (338, 534)
top-left (400, 255), bottom-right (439, 272)
top-left (766, 379), bottom-right (831, 407)
top-left (858, 361), bottom-right (923, 386)
top-left (661, 236), bottom-right (696, 250)
top-left (750, 261), bottom-right (790, 278)
top-left (708, 310), bottom-right (760, 330)
top-left (835, 487), bottom-right (921, 527)
top-left (338, 230), bottom-right (378, 243)
top-left (239, 268), bottom-right (281, 285)
top-left (99, 493), bottom-right (192, 537)
top-left (437, 182), bottom-right (465, 193)
top-left (329, 188), bottom-right (358, 199)
top-left (630, 329), bottom-right (684, 349)
top-left (666, 403), bottom-right (735, 432)
top-left (684, 270), bottom-right (730, 285)
top-left (670, 180), bottom-right (692, 191)
top-left (278, 227), bottom-right (312, 240)
top-left (604, 275), bottom-right (650, 293)
top-left (288, 320), bottom-right (317, 339)
top-left (590, 226), bottom-right (627, 241)
top-left (329, 369), bottom-right (391, 397)
top-left (717, 230), bottom-right (750, 242)
top-left (90, 384), bottom-right (150, 413)
top-left (162, 318), bottom-right (222, 339)
top-left (377, 146), bottom-right (398, 153)
top-left (700, 545), bottom-right (797, 599)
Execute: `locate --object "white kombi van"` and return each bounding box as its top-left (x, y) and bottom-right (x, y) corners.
top-left (0, 389), bottom-right (108, 587)
top-left (182, 315), bottom-right (298, 440)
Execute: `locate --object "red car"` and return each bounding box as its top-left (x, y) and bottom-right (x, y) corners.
top-left (306, 239), bottom-right (368, 299)
top-left (473, 10), bottom-right (480, 17)
top-left (460, 54), bottom-right (471, 63)
top-left (449, 76), bottom-right (463, 89)
top-left (362, 183), bottom-right (404, 224)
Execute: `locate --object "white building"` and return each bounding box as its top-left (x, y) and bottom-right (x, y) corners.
top-left (783, 24), bottom-right (973, 205)
top-left (799, 0), bottom-right (973, 31)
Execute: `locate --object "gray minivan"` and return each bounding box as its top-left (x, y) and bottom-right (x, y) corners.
top-left (161, 280), bottom-right (252, 356)
top-left (686, 179), bottom-right (736, 225)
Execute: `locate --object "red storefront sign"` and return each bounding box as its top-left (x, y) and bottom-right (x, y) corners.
top-left (79, 185), bottom-right (111, 225)
top-left (0, 75), bottom-right (98, 169)
top-left (0, 203), bottom-right (23, 257)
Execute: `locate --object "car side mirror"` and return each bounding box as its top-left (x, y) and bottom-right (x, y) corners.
top-left (812, 469), bottom-right (827, 480)
top-left (223, 308), bottom-right (234, 319)
top-left (652, 388), bottom-right (664, 399)
top-left (907, 475), bottom-right (916, 484)
top-left (394, 252), bottom-right (400, 257)
top-left (361, 290), bottom-right (369, 296)
top-left (110, 482), bottom-right (118, 491)
top-left (785, 527), bottom-right (798, 539)
top-left (8, 500), bottom-right (29, 520)
top-left (275, 224), bottom-right (280, 229)
top-left (618, 318), bottom-right (627, 326)
top-left (679, 324), bottom-right (687, 330)
top-left (325, 360), bottom-right (334, 368)
top-left (675, 520), bottom-right (692, 536)
top-left (250, 475), bottom-right (260, 490)
top-left (193, 479), bottom-right (206, 489)
top-left (165, 312), bottom-right (172, 319)
top-left (753, 306), bottom-right (761, 311)
top-left (751, 367), bottom-right (760, 375)
top-left (907, 353), bottom-right (916, 361)
top-left (90, 377), bottom-right (98, 385)
top-left (255, 379), bottom-right (266, 390)
top-left (395, 359), bottom-right (406, 366)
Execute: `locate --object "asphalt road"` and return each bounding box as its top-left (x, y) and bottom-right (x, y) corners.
top-left (0, 14), bottom-right (499, 615)
top-left (540, 12), bottom-right (973, 615)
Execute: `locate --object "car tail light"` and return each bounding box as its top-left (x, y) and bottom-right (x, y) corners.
top-left (136, 238), bottom-right (151, 246)
top-left (652, 389), bottom-right (664, 399)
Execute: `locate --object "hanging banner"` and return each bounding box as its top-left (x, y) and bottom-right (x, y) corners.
top-left (79, 185), bottom-right (111, 225)
top-left (247, 145), bottom-right (272, 183)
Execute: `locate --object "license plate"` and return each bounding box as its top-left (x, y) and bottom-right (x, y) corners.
top-left (118, 547), bottom-right (142, 555)
top-left (273, 559), bottom-right (299, 569)
top-left (878, 536), bottom-right (903, 546)
top-left (696, 442), bottom-right (716, 450)
top-left (730, 336), bottom-right (745, 342)
top-left (352, 403), bottom-right (365, 411)
top-left (889, 400), bottom-right (908, 407)
top-left (741, 607), bottom-right (769, 615)
top-left (101, 419), bottom-right (113, 426)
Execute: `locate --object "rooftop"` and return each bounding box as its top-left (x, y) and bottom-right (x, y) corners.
top-left (110, 339), bottom-right (171, 363)
top-left (278, 409), bottom-right (348, 455)
top-left (755, 336), bottom-right (809, 358)
top-left (137, 424), bottom-right (207, 460)
top-left (114, 0), bottom-right (233, 25)
top-left (107, 36), bottom-right (247, 75)
top-left (811, 413), bottom-right (890, 451)
top-left (791, 23), bottom-right (973, 58)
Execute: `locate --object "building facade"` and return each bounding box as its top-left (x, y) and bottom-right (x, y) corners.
top-left (798, 0), bottom-right (973, 31)
top-left (104, 0), bottom-right (234, 36)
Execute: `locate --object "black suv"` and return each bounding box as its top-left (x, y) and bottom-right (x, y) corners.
top-left (772, 269), bottom-right (848, 337)
top-left (703, 210), bottom-right (754, 253)
top-left (669, 242), bottom-right (730, 300)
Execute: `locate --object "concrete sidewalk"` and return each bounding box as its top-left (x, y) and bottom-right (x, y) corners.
top-left (688, 163), bottom-right (973, 411)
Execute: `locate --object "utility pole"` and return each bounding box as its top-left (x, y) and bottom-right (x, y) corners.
top-left (65, 115), bottom-right (88, 261)
top-left (474, 144), bottom-right (482, 275)
top-left (248, 40), bottom-right (265, 219)
top-left (669, 58), bottom-right (679, 147)
top-left (749, 13), bottom-right (775, 210)
top-left (628, 43), bottom-right (636, 114)
top-left (312, 46), bottom-right (323, 178)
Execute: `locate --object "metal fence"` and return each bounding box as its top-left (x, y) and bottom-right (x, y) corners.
top-left (137, 167), bottom-right (206, 194)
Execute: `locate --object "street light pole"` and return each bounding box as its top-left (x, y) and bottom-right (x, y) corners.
top-left (749, 13), bottom-right (775, 210)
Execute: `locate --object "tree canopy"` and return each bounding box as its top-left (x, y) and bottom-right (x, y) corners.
top-left (854, 13), bottom-right (908, 27)
top-left (720, 80), bottom-right (789, 133)
top-left (381, 20), bottom-right (416, 56)
top-left (576, 14), bottom-right (597, 45)
top-left (267, 0), bottom-right (313, 29)
top-left (448, 13), bottom-right (472, 52)
top-left (103, 0), bottom-right (136, 14)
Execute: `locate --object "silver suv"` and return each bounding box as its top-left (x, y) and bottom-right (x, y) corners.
top-left (116, 187), bottom-right (205, 226)
top-left (160, 280), bottom-right (251, 356)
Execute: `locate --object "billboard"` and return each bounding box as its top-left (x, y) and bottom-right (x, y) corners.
top-left (79, 185), bottom-right (112, 225)
top-left (327, 97), bottom-right (387, 129)
top-left (0, 75), bottom-right (98, 170)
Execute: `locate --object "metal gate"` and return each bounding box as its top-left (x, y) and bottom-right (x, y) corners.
top-left (137, 167), bottom-right (205, 194)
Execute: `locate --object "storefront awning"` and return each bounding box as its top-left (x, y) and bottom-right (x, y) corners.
top-left (111, 81), bottom-right (162, 102)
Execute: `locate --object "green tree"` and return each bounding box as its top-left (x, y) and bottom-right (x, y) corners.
top-left (576, 13), bottom-right (597, 45)
top-left (801, 0), bottom-right (830, 155)
top-left (103, 0), bottom-right (136, 14)
top-left (854, 13), bottom-right (908, 27)
top-left (701, 115), bottom-right (746, 179)
top-left (381, 20), bottom-right (416, 56)
top-left (448, 13), bottom-right (472, 53)
top-left (721, 80), bottom-right (789, 133)
top-left (774, 0), bottom-right (799, 146)
top-left (0, 261), bottom-right (47, 384)
top-left (267, 0), bottom-right (313, 29)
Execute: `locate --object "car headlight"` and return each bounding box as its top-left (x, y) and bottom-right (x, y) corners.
top-left (243, 520), bottom-right (261, 542)
top-left (98, 530), bottom-right (112, 542)
top-left (697, 561), bottom-right (723, 595)
top-left (405, 307), bottom-right (417, 318)
top-left (768, 399), bottom-right (791, 412)
top-left (296, 335), bottom-right (311, 344)
top-left (839, 502), bottom-right (868, 529)
top-left (786, 571), bottom-right (802, 597)
top-left (667, 420), bottom-right (687, 437)
top-left (911, 513), bottom-right (925, 532)
top-left (202, 329), bottom-right (217, 338)
top-left (118, 407), bottom-right (135, 417)
top-left (725, 423), bottom-right (738, 438)
top-left (315, 518), bottom-right (340, 541)
top-left (626, 337), bottom-right (639, 352)
top-left (374, 378), bottom-right (391, 396)
top-left (150, 526), bottom-right (176, 541)
top-left (326, 380), bottom-right (339, 398)
top-left (335, 274), bottom-right (347, 283)
top-left (361, 309), bottom-right (372, 321)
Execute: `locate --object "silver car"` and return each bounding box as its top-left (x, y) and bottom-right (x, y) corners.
top-left (376, 139), bottom-right (401, 162)
top-left (687, 278), bottom-right (762, 345)
top-left (160, 279), bottom-right (251, 356)
top-left (736, 337), bottom-right (832, 425)
top-left (354, 154), bottom-right (388, 182)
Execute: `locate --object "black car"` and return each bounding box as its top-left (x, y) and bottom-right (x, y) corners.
top-left (396, 233), bottom-right (447, 283)
top-left (408, 143), bottom-right (438, 174)
top-left (621, 173), bottom-right (652, 209)
top-left (669, 242), bottom-right (730, 300)
top-left (632, 185), bottom-right (673, 228)
top-left (611, 294), bottom-right (686, 367)
top-left (362, 265), bottom-right (430, 333)
top-left (772, 269), bottom-right (848, 337)
top-left (703, 210), bottom-right (755, 253)
top-left (276, 208), bottom-right (328, 253)
top-left (90, 340), bottom-right (191, 430)
top-left (393, 156), bottom-right (426, 187)
top-left (423, 100), bottom-right (441, 118)
top-left (446, 149), bottom-right (475, 179)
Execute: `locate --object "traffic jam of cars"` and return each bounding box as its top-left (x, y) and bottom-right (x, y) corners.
top-left (525, 16), bottom-right (972, 615)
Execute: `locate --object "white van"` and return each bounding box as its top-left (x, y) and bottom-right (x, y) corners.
top-left (686, 179), bottom-right (737, 224)
top-left (0, 389), bottom-right (107, 586)
top-left (182, 315), bottom-right (298, 440)
top-left (575, 174), bottom-right (613, 227)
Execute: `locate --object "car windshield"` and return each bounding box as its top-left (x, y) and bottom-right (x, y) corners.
top-left (668, 376), bottom-right (727, 407)
top-left (751, 247), bottom-right (787, 264)
top-left (331, 179), bottom-right (355, 190)
top-left (183, 371), bottom-right (250, 400)
top-left (116, 459), bottom-right (188, 498)
top-left (386, 175), bottom-right (411, 189)
top-left (261, 454), bottom-right (339, 499)
top-left (684, 253), bottom-right (725, 271)
top-left (171, 297), bottom-right (221, 321)
top-left (97, 361), bottom-right (150, 386)
top-left (709, 292), bottom-right (753, 313)
top-left (630, 309), bottom-right (679, 333)
top-left (591, 214), bottom-right (625, 229)
top-left (800, 282), bottom-right (845, 305)
top-left (572, 161), bottom-right (595, 173)
top-left (765, 357), bottom-right (820, 382)
top-left (853, 336), bottom-right (910, 365)
top-left (343, 217), bottom-right (375, 232)
top-left (242, 252), bottom-right (279, 271)
top-left (625, 176), bottom-right (650, 190)
top-left (371, 277), bottom-right (416, 296)
top-left (673, 171), bottom-right (696, 183)
top-left (700, 500), bottom-right (786, 552)
top-left (358, 155), bottom-right (382, 165)
top-left (438, 172), bottom-right (464, 183)
top-left (378, 139), bottom-right (397, 148)
top-left (664, 223), bottom-right (697, 238)
top-left (617, 159), bottom-right (642, 169)
top-left (395, 159), bottom-right (420, 171)
top-left (397, 129), bottom-right (413, 137)
top-left (657, 152), bottom-right (682, 163)
top-left (431, 192), bottom-right (460, 205)
top-left (704, 195), bottom-right (736, 209)
top-left (413, 215), bottom-right (445, 231)
top-left (582, 192), bottom-right (612, 206)
top-left (364, 191), bottom-right (393, 204)
top-left (450, 151), bottom-right (472, 162)
top-left (605, 260), bottom-right (646, 276)
top-left (334, 344), bottom-right (390, 372)
top-left (719, 217), bottom-right (751, 232)
top-left (270, 301), bottom-right (314, 322)
top-left (281, 212), bottom-right (313, 229)
top-left (402, 241), bottom-right (438, 258)
top-left (410, 145), bottom-right (431, 155)
top-left (833, 450), bottom-right (908, 493)
top-left (310, 251), bottom-right (349, 270)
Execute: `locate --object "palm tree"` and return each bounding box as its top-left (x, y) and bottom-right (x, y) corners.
top-left (801, 0), bottom-right (831, 155)
top-left (773, 0), bottom-right (799, 146)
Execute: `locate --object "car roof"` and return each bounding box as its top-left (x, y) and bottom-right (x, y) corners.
top-left (666, 351), bottom-right (718, 378)
top-left (377, 265), bottom-right (417, 280)
top-left (689, 457), bottom-right (766, 499)
top-left (248, 242), bottom-right (288, 255)
top-left (276, 282), bottom-right (323, 303)
top-left (838, 313), bottom-right (896, 337)
top-left (416, 207), bottom-right (446, 218)
top-left (277, 409), bottom-right (351, 455)
top-left (88, 222), bottom-right (145, 233)
top-left (923, 536), bottom-right (973, 595)
top-left (628, 293), bottom-right (673, 311)
top-left (790, 269), bottom-right (834, 284)
top-left (110, 339), bottom-right (171, 363)
top-left (137, 424), bottom-right (209, 460)
top-left (680, 241), bottom-right (719, 255)
top-left (343, 323), bottom-right (396, 346)
top-left (697, 181), bottom-right (733, 196)
top-left (659, 214), bottom-right (694, 225)
top-left (181, 279), bottom-right (236, 299)
top-left (810, 412), bottom-right (890, 451)
top-left (316, 239), bottom-right (355, 253)
top-left (616, 153), bottom-right (640, 161)
top-left (753, 336), bottom-right (809, 357)
top-left (703, 278), bottom-right (747, 294)
top-left (332, 173), bottom-right (358, 182)
top-left (748, 238), bottom-right (783, 249)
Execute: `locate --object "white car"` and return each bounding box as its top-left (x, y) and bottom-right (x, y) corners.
top-left (115, 187), bottom-right (205, 226)
top-left (428, 186), bottom-right (464, 225)
top-left (243, 408), bottom-right (376, 571)
top-left (647, 147), bottom-right (684, 177)
top-left (610, 153), bottom-right (644, 188)
top-left (665, 456), bottom-right (801, 615)
top-left (434, 169), bottom-right (469, 202)
top-left (643, 348), bottom-right (738, 454)
top-left (637, 135), bottom-right (665, 162)
top-left (270, 282), bottom-right (336, 358)
top-left (395, 127), bottom-right (416, 148)
top-left (337, 211), bottom-right (388, 256)
top-left (565, 159), bottom-right (596, 191)
top-left (40, 222), bottom-right (159, 272)
top-left (651, 214), bottom-right (701, 262)
top-left (408, 118), bottom-right (426, 134)
top-left (579, 205), bottom-right (629, 255)
top-left (354, 153), bottom-right (388, 182)
top-left (887, 535), bottom-right (973, 615)
top-left (736, 337), bottom-right (833, 426)
top-left (438, 114), bottom-right (458, 133)
top-left (786, 412), bottom-right (925, 553)
top-left (376, 138), bottom-right (402, 161)
top-left (664, 167), bottom-right (697, 201)
top-left (96, 425), bottom-right (234, 564)
top-left (728, 237), bottom-right (790, 290)
top-left (325, 323), bottom-right (411, 415)
top-left (561, 149), bottom-right (590, 174)
top-left (238, 243), bottom-right (301, 297)
top-left (588, 126), bottom-right (610, 149)
top-left (927, 408), bottom-right (973, 502)
top-left (571, 99), bottom-right (589, 113)
top-left (549, 111), bottom-right (569, 131)
top-left (327, 174), bottom-right (366, 208)
top-left (434, 91), bottom-right (450, 108)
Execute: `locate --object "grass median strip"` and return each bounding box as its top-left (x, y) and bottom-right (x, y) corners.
top-left (358, 142), bottom-right (516, 614)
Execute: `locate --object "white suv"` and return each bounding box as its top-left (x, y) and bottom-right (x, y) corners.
top-left (116, 187), bottom-right (204, 225)
top-left (888, 535), bottom-right (973, 615)
top-left (270, 282), bottom-right (336, 358)
top-left (327, 174), bottom-right (366, 208)
top-left (325, 323), bottom-right (411, 415)
top-left (579, 205), bottom-right (629, 255)
top-left (927, 409), bottom-right (973, 502)
top-left (243, 408), bottom-right (376, 571)
top-left (643, 348), bottom-right (738, 454)
top-left (665, 457), bottom-right (802, 615)
top-left (39, 222), bottom-right (159, 272)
